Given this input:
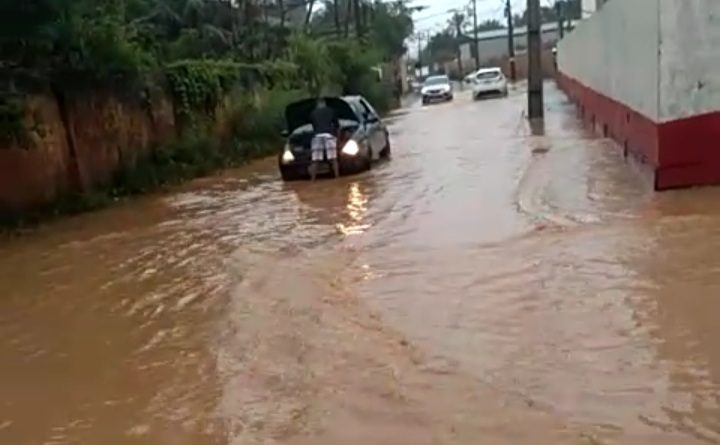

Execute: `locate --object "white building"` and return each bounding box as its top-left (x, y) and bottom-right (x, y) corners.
top-left (581, 0), bottom-right (608, 18)
top-left (459, 22), bottom-right (568, 69)
top-left (558, 0), bottom-right (720, 190)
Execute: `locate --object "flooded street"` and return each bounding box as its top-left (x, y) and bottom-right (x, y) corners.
top-left (3, 83), bottom-right (720, 444)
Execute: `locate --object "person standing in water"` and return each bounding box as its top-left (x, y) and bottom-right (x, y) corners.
top-left (309, 98), bottom-right (340, 180)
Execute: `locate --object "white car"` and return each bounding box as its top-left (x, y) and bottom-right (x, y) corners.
top-left (471, 68), bottom-right (508, 99)
top-left (421, 75), bottom-right (453, 104)
top-left (464, 70), bottom-right (478, 84)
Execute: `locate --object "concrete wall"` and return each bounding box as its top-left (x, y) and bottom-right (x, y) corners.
top-left (558, 0), bottom-right (660, 120)
top-left (560, 0), bottom-right (720, 122)
top-left (558, 0), bottom-right (720, 189)
top-left (659, 0), bottom-right (720, 121)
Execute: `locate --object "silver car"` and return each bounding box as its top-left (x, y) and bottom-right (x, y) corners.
top-left (421, 75), bottom-right (453, 105)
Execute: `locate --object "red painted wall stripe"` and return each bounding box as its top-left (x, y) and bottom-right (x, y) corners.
top-left (558, 72), bottom-right (720, 190)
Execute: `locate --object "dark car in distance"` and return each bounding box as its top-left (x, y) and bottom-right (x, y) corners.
top-left (278, 96), bottom-right (391, 181)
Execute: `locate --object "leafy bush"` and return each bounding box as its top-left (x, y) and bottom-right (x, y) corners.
top-left (227, 87), bottom-right (305, 146)
top-left (164, 59), bottom-right (300, 126)
top-left (72, 11), bottom-right (150, 75)
top-left (358, 78), bottom-right (393, 114)
top-left (287, 34), bottom-right (338, 96)
top-left (0, 96), bottom-right (27, 146)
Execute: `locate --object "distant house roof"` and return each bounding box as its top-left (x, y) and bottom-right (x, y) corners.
top-left (459, 21), bottom-right (575, 44)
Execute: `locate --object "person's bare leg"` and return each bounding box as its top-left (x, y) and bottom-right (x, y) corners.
top-left (332, 159), bottom-right (339, 178)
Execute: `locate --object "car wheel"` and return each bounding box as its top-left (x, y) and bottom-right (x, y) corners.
top-left (380, 138), bottom-right (392, 159)
top-left (364, 152), bottom-right (372, 170)
top-left (280, 166), bottom-right (301, 181)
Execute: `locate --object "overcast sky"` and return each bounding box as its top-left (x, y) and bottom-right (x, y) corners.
top-left (411, 0), bottom-right (533, 33)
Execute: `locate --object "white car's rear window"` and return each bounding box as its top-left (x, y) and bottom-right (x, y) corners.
top-left (477, 71), bottom-right (502, 80)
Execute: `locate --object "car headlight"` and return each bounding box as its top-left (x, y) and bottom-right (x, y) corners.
top-left (282, 149), bottom-right (295, 163)
top-left (342, 140), bottom-right (360, 156)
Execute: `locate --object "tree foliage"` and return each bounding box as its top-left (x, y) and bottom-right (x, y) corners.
top-left (425, 31), bottom-right (457, 65)
top-left (310, 0), bottom-right (415, 58)
top-left (476, 19), bottom-right (504, 32)
top-left (2, 0), bottom-right (415, 85)
top-left (513, 0), bottom-right (582, 26)
top-left (368, 1), bottom-right (414, 59)
top-left (1, 0), bottom-right (415, 145)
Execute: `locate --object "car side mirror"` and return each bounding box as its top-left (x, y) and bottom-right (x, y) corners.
top-left (365, 113), bottom-right (378, 123)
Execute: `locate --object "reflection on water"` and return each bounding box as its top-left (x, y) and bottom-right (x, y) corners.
top-left (1, 85), bottom-right (720, 444)
top-left (337, 182), bottom-right (370, 236)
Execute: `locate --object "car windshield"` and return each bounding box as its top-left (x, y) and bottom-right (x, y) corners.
top-left (477, 71), bottom-right (501, 80)
top-left (424, 76), bottom-right (449, 86)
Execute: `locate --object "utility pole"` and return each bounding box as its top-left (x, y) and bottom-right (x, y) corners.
top-left (354, 0), bottom-right (363, 37)
top-left (505, 0), bottom-right (516, 81)
top-left (344, 0), bottom-right (351, 37)
top-left (362, 2), bottom-right (369, 34)
top-left (527, 0), bottom-right (544, 119)
top-left (304, 0), bottom-right (316, 31)
top-left (417, 33), bottom-right (424, 77)
top-left (454, 14), bottom-right (464, 79)
top-left (472, 0), bottom-right (480, 70)
top-left (333, 0), bottom-right (341, 35)
top-left (556, 0), bottom-right (565, 38)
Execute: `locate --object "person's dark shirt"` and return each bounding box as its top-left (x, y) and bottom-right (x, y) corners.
top-left (310, 104), bottom-right (338, 135)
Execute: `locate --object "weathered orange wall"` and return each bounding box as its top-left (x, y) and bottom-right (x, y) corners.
top-left (0, 89), bottom-right (177, 216)
top-left (0, 96), bottom-right (75, 213)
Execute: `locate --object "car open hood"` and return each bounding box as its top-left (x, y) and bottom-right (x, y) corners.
top-left (285, 97), bottom-right (358, 133)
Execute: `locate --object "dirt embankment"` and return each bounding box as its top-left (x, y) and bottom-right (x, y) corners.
top-left (0, 88), bottom-right (175, 216)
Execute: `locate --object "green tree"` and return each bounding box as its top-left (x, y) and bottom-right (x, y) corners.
top-left (368, 1), bottom-right (414, 60)
top-left (476, 19), bottom-right (504, 32)
top-left (425, 30), bottom-right (457, 65)
top-left (287, 33), bottom-right (334, 95)
top-left (512, 2), bottom-right (584, 27)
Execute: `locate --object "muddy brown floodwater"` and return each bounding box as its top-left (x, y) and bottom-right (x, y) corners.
top-left (3, 83), bottom-right (720, 444)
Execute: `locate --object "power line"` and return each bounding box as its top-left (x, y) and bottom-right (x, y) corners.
top-left (414, 10), bottom-right (454, 22)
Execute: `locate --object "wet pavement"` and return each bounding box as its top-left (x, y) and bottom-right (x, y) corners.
top-left (3, 83), bottom-right (720, 444)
